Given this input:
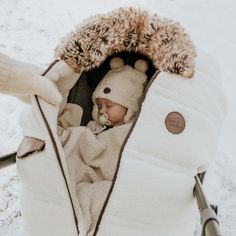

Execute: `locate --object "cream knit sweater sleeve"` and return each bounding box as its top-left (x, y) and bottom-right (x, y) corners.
top-left (0, 52), bottom-right (44, 95)
top-left (0, 53), bottom-right (11, 91)
top-left (0, 53), bottom-right (63, 105)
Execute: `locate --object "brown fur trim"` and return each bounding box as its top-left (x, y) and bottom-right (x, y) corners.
top-left (55, 7), bottom-right (196, 78)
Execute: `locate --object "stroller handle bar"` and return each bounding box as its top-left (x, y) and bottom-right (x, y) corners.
top-left (194, 174), bottom-right (222, 236)
top-left (0, 152), bottom-right (16, 169)
top-left (0, 153), bottom-right (222, 236)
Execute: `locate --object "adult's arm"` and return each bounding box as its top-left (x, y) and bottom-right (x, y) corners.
top-left (0, 53), bottom-right (62, 105)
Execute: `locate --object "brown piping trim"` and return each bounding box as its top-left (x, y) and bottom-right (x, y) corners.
top-left (36, 60), bottom-right (80, 235)
top-left (41, 59), bottom-right (59, 76)
top-left (93, 70), bottom-right (160, 235)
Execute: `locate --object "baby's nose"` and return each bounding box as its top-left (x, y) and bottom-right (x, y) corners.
top-left (99, 106), bottom-right (106, 114)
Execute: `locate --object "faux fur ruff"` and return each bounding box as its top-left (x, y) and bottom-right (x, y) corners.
top-left (55, 7), bottom-right (197, 78)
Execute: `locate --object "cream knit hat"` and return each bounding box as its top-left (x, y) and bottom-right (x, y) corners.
top-left (92, 57), bottom-right (148, 124)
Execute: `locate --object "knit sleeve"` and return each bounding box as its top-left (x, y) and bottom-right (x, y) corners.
top-left (0, 53), bottom-right (11, 91)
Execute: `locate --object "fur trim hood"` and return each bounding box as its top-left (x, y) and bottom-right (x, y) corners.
top-left (55, 7), bottom-right (196, 78)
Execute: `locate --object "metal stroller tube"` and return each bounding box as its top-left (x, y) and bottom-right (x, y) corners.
top-left (0, 152), bottom-right (16, 169)
top-left (194, 174), bottom-right (222, 236)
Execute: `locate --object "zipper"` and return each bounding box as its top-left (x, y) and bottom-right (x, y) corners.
top-left (93, 70), bottom-right (160, 236)
top-left (36, 60), bottom-right (80, 235)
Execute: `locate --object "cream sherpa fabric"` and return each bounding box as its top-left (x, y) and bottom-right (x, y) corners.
top-left (56, 100), bottom-right (133, 236)
top-left (77, 181), bottom-right (111, 236)
top-left (78, 123), bottom-right (132, 236)
top-left (58, 103), bottom-right (83, 128)
top-left (57, 109), bottom-right (132, 236)
top-left (92, 57), bottom-right (148, 123)
top-left (80, 122), bottom-right (132, 181)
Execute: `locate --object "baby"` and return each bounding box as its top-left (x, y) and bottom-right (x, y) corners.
top-left (80, 57), bottom-right (148, 180)
top-left (76, 57), bottom-right (149, 235)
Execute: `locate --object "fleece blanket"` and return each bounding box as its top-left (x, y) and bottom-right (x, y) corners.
top-left (57, 105), bottom-right (132, 236)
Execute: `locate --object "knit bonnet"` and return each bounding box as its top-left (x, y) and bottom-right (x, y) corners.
top-left (92, 57), bottom-right (148, 125)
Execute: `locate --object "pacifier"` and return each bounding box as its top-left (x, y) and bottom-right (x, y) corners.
top-left (97, 113), bottom-right (113, 127)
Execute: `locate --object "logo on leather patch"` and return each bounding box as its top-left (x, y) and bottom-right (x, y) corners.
top-left (165, 112), bottom-right (185, 134)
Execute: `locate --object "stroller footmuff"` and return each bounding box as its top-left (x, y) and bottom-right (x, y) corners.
top-left (17, 7), bottom-right (226, 236)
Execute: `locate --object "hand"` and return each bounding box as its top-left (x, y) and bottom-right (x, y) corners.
top-left (87, 120), bottom-right (105, 133)
top-left (9, 62), bottom-right (62, 105)
top-left (42, 60), bottom-right (80, 115)
top-left (45, 60), bottom-right (80, 96)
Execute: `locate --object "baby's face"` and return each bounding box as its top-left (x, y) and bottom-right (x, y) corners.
top-left (96, 98), bottom-right (127, 126)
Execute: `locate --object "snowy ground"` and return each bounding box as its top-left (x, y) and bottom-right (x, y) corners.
top-left (0, 0), bottom-right (236, 235)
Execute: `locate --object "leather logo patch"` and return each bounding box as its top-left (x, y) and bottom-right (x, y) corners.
top-left (165, 112), bottom-right (185, 134)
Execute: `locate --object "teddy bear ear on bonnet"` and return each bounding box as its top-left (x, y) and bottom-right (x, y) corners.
top-left (92, 57), bottom-right (149, 124)
top-left (110, 57), bottom-right (148, 73)
top-left (108, 57), bottom-right (149, 88)
top-left (110, 57), bottom-right (125, 69)
top-left (134, 59), bottom-right (149, 74)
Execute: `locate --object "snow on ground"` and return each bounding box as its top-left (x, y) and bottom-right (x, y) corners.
top-left (0, 0), bottom-right (236, 235)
